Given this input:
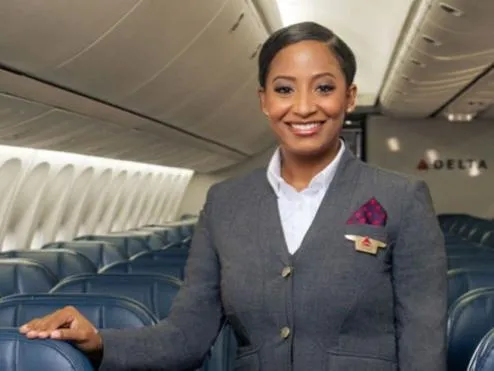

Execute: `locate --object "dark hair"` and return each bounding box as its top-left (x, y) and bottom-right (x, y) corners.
top-left (258, 21), bottom-right (357, 88)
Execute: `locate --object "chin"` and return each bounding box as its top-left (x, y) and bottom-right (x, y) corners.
top-left (284, 142), bottom-right (333, 159)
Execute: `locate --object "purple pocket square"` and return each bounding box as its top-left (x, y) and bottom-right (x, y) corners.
top-left (346, 197), bottom-right (387, 226)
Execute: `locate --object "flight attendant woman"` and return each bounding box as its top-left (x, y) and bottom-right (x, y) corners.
top-left (20, 22), bottom-right (447, 371)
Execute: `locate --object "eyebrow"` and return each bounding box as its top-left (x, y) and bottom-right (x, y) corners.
top-left (272, 72), bottom-right (336, 83)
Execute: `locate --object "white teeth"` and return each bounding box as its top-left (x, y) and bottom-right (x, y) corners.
top-left (291, 122), bottom-right (321, 131)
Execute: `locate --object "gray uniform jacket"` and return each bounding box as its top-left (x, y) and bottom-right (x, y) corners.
top-left (98, 147), bottom-right (447, 371)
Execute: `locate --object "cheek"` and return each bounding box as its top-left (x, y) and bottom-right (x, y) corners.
top-left (265, 97), bottom-right (291, 121)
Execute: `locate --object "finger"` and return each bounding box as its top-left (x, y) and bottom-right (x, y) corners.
top-left (19, 318), bottom-right (42, 333)
top-left (50, 328), bottom-right (87, 342)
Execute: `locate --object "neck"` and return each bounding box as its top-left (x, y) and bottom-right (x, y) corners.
top-left (280, 140), bottom-right (342, 191)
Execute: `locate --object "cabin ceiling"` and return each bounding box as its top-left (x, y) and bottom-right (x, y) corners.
top-left (0, 0), bottom-right (278, 172)
top-left (380, 0), bottom-right (494, 120)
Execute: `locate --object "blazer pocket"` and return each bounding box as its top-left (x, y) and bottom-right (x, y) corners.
top-left (344, 224), bottom-right (388, 243)
top-left (328, 351), bottom-right (397, 371)
top-left (234, 350), bottom-right (260, 371)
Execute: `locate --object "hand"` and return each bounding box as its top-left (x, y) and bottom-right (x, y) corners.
top-left (19, 306), bottom-right (103, 353)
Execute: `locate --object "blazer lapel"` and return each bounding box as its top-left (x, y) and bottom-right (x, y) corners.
top-left (293, 148), bottom-right (363, 260)
top-left (255, 176), bottom-right (291, 265)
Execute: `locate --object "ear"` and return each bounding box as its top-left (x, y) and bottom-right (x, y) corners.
top-left (258, 87), bottom-right (269, 117)
top-left (346, 84), bottom-right (357, 114)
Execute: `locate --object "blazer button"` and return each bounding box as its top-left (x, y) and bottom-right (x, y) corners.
top-left (281, 266), bottom-right (292, 278)
top-left (280, 326), bottom-right (291, 339)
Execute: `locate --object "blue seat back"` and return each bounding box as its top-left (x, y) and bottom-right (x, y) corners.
top-left (138, 226), bottom-right (183, 244)
top-left (75, 235), bottom-right (150, 258)
top-left (0, 259), bottom-right (56, 297)
top-left (99, 259), bottom-right (185, 281)
top-left (41, 241), bottom-right (124, 269)
top-left (447, 245), bottom-right (494, 257)
top-left (448, 288), bottom-right (494, 371)
top-left (50, 273), bottom-right (181, 319)
top-left (108, 230), bottom-right (165, 250)
top-left (130, 244), bottom-right (188, 262)
top-left (0, 249), bottom-right (96, 280)
top-left (0, 293), bottom-right (157, 328)
top-left (448, 255), bottom-right (494, 270)
top-left (468, 327), bottom-right (494, 370)
top-left (448, 268), bottom-right (494, 307)
top-left (0, 328), bottom-right (93, 370)
top-left (482, 231), bottom-right (494, 248)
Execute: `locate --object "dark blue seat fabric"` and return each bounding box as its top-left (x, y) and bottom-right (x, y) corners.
top-left (482, 231), bottom-right (494, 248)
top-left (0, 259), bottom-right (56, 297)
top-left (74, 235), bottom-right (150, 259)
top-left (447, 245), bottom-right (494, 257)
top-left (448, 255), bottom-right (494, 270)
top-left (99, 259), bottom-right (185, 280)
top-left (0, 328), bottom-right (93, 370)
top-left (468, 327), bottom-right (494, 370)
top-left (448, 268), bottom-right (494, 307)
top-left (204, 323), bottom-right (237, 371)
top-left (50, 273), bottom-right (181, 319)
top-left (137, 226), bottom-right (183, 244)
top-left (41, 241), bottom-right (125, 269)
top-left (130, 243), bottom-right (189, 261)
top-left (0, 293), bottom-right (157, 328)
top-left (448, 288), bottom-right (494, 371)
top-left (0, 249), bottom-right (96, 280)
top-left (108, 230), bottom-right (165, 250)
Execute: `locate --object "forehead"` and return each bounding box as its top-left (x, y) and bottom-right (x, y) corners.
top-left (268, 40), bottom-right (343, 78)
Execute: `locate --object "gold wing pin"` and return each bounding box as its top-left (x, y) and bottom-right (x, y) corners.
top-left (345, 235), bottom-right (387, 255)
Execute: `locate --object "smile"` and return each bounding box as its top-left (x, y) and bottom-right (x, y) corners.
top-left (286, 121), bottom-right (325, 136)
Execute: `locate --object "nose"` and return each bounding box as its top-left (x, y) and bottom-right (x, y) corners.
top-left (293, 91), bottom-right (317, 117)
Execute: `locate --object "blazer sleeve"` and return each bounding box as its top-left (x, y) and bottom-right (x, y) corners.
top-left (97, 186), bottom-right (224, 370)
top-left (393, 180), bottom-right (447, 371)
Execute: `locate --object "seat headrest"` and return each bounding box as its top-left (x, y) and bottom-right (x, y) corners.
top-left (0, 250), bottom-right (96, 280)
top-left (50, 273), bottom-right (181, 319)
top-left (41, 241), bottom-right (125, 269)
top-left (468, 327), bottom-right (494, 370)
top-left (0, 293), bottom-right (158, 328)
top-left (0, 328), bottom-right (93, 370)
top-left (0, 259), bottom-right (56, 297)
top-left (99, 258), bottom-right (185, 280)
top-left (74, 235), bottom-right (150, 258)
top-left (448, 287), bottom-right (494, 371)
top-left (448, 268), bottom-right (494, 307)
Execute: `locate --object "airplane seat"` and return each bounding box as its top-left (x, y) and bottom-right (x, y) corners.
top-left (481, 231), bottom-right (494, 248)
top-left (0, 259), bottom-right (57, 297)
top-left (446, 245), bottom-right (494, 257)
top-left (448, 268), bottom-right (494, 308)
top-left (0, 293), bottom-right (157, 328)
top-left (74, 234), bottom-right (151, 259)
top-left (41, 241), bottom-right (125, 269)
top-left (204, 322), bottom-right (237, 371)
top-left (107, 230), bottom-right (165, 250)
top-left (0, 249), bottom-right (96, 280)
top-left (448, 287), bottom-right (494, 371)
top-left (468, 327), bottom-right (494, 370)
top-left (138, 226), bottom-right (184, 244)
top-left (0, 328), bottom-right (93, 370)
top-left (50, 273), bottom-right (181, 320)
top-left (99, 259), bottom-right (185, 281)
top-left (130, 243), bottom-right (188, 261)
top-left (448, 255), bottom-right (494, 270)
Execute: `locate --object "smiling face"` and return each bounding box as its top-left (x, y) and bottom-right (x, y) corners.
top-left (259, 40), bottom-right (357, 160)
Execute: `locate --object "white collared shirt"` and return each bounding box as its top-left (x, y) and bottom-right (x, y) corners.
top-left (266, 140), bottom-right (345, 254)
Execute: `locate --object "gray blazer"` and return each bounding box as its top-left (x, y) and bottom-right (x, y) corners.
top-left (98, 148), bottom-right (447, 371)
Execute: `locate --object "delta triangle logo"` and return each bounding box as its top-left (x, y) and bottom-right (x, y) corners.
top-left (417, 159), bottom-right (429, 171)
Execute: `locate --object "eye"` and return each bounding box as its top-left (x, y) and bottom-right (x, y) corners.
top-left (274, 86), bottom-right (293, 95)
top-left (316, 84), bottom-right (335, 94)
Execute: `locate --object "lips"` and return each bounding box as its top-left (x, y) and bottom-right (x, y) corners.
top-left (286, 121), bottom-right (325, 136)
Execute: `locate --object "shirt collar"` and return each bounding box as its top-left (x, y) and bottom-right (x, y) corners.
top-left (267, 139), bottom-right (346, 197)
